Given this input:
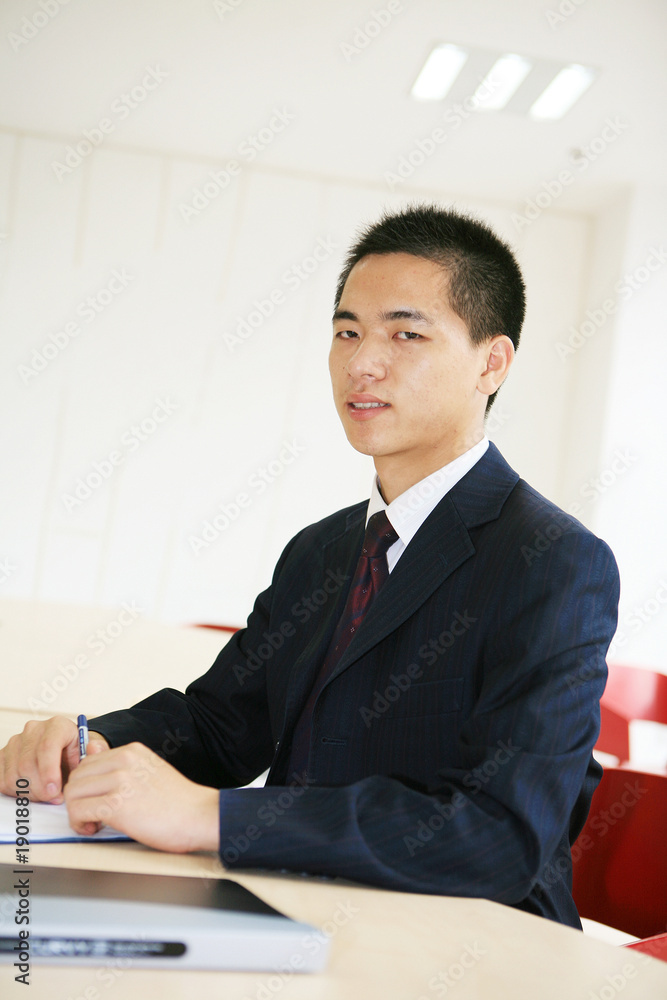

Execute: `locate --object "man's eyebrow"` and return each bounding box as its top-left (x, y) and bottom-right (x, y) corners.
top-left (379, 308), bottom-right (432, 324)
top-left (332, 307), bottom-right (433, 323)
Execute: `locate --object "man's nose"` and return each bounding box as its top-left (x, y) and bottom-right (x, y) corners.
top-left (345, 336), bottom-right (388, 380)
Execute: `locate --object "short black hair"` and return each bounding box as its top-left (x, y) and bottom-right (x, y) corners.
top-left (334, 204), bottom-right (526, 412)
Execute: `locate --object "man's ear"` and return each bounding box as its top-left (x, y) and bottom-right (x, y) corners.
top-left (478, 335), bottom-right (514, 397)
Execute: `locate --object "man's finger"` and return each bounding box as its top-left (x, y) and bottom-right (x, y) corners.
top-left (86, 735), bottom-right (110, 755)
top-left (34, 728), bottom-right (79, 801)
top-left (7, 717), bottom-right (77, 802)
top-left (66, 796), bottom-right (106, 836)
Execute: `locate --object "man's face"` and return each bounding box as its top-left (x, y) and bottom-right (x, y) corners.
top-left (329, 252), bottom-right (495, 499)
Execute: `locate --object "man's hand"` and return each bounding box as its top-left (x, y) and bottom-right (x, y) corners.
top-left (64, 742), bottom-right (220, 853)
top-left (0, 716), bottom-right (109, 803)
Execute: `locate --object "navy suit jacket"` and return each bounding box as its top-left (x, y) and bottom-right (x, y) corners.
top-left (91, 443), bottom-right (620, 927)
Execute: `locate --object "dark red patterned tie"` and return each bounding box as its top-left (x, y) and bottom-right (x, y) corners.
top-left (326, 511), bottom-right (399, 661)
top-left (288, 511), bottom-right (398, 775)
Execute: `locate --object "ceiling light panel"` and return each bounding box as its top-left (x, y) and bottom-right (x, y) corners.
top-left (411, 45), bottom-right (597, 121)
top-left (473, 53), bottom-right (533, 111)
top-left (411, 44), bottom-right (468, 101)
top-left (529, 63), bottom-right (597, 120)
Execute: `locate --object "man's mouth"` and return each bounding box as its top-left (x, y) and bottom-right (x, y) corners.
top-left (349, 402), bottom-right (389, 410)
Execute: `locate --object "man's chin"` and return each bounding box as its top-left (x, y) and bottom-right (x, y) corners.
top-left (342, 428), bottom-right (382, 457)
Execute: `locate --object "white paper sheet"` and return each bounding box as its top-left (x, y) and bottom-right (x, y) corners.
top-left (0, 793), bottom-right (131, 843)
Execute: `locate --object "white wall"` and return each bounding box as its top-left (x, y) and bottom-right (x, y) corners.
top-left (591, 185), bottom-right (667, 669)
top-left (0, 130), bottom-right (600, 631)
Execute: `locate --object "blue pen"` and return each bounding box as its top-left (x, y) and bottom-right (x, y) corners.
top-left (77, 714), bottom-right (89, 760)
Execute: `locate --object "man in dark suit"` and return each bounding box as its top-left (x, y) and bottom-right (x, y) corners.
top-left (0, 205), bottom-right (619, 927)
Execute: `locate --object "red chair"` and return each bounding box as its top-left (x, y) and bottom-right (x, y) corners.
top-left (193, 623), bottom-right (241, 633)
top-left (625, 932), bottom-right (667, 963)
top-left (572, 767), bottom-right (667, 939)
top-left (596, 664), bottom-right (667, 764)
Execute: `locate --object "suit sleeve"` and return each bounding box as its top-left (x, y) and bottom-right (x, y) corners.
top-left (215, 526), bottom-right (619, 906)
top-left (87, 530), bottom-right (305, 789)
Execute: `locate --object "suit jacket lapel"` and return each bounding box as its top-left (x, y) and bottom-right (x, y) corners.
top-left (323, 442), bottom-right (520, 685)
top-left (277, 506), bottom-right (365, 738)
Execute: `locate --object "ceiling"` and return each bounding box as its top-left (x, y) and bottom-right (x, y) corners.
top-left (0, 0), bottom-right (664, 213)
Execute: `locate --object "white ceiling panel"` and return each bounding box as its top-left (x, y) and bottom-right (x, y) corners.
top-left (0, 0), bottom-right (664, 212)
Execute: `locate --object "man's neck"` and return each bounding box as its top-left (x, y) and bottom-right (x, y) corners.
top-left (374, 435), bottom-right (484, 504)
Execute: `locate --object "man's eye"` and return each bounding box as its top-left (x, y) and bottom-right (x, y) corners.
top-left (335, 330), bottom-right (358, 339)
top-left (395, 331), bottom-right (422, 340)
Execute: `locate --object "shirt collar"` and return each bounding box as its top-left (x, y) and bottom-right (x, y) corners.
top-left (367, 437), bottom-right (489, 547)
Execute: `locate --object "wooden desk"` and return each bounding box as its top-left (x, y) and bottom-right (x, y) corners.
top-left (2, 713), bottom-right (667, 999)
top-left (0, 598), bottom-right (229, 716)
top-left (1, 838), bottom-right (667, 1000)
top-left (2, 602), bottom-right (667, 998)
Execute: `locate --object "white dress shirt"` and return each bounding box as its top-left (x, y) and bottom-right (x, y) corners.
top-left (366, 437), bottom-right (489, 573)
